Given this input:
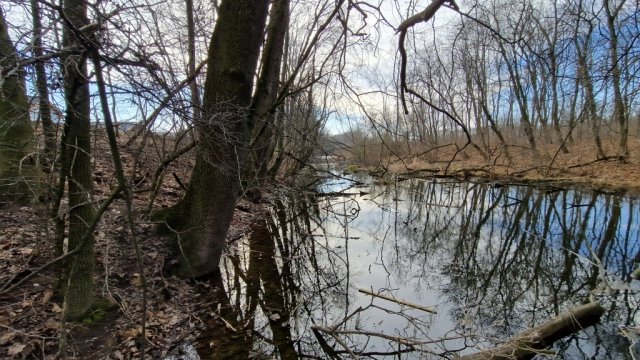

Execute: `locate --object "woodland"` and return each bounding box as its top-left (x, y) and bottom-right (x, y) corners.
top-left (0, 0), bottom-right (638, 358)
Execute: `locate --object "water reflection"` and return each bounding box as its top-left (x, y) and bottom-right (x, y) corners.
top-left (200, 178), bottom-right (639, 359)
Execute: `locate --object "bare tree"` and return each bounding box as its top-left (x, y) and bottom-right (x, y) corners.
top-left (163, 0), bottom-right (272, 277)
top-left (603, 0), bottom-right (630, 159)
top-left (59, 0), bottom-right (96, 319)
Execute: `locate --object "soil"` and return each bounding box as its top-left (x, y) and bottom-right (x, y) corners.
top-left (1, 129), bottom-right (639, 359)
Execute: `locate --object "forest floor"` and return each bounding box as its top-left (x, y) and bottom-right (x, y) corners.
top-left (1, 130), bottom-right (639, 359)
top-left (0, 130), bottom-right (275, 359)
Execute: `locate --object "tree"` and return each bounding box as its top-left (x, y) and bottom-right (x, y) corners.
top-left (573, 0), bottom-right (606, 158)
top-left (164, 0), bottom-right (273, 277)
top-left (246, 0), bottom-right (290, 186)
top-left (30, 0), bottom-right (56, 166)
top-left (59, 0), bottom-right (97, 319)
top-left (0, 6), bottom-right (39, 200)
top-left (603, 0), bottom-right (630, 159)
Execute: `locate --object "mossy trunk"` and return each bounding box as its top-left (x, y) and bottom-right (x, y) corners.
top-left (0, 8), bottom-right (39, 200)
top-left (60, 0), bottom-right (96, 320)
top-left (165, 0), bottom-right (270, 277)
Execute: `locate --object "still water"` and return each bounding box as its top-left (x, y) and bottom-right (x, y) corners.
top-left (199, 176), bottom-right (639, 359)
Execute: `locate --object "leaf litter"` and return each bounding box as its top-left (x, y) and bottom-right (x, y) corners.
top-left (0, 130), bottom-right (268, 359)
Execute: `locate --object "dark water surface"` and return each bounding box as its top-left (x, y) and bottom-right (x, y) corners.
top-left (199, 176), bottom-right (639, 359)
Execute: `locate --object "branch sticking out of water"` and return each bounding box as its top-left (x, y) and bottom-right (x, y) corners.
top-left (358, 288), bottom-right (437, 314)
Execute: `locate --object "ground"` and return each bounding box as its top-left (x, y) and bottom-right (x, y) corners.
top-left (1, 129), bottom-right (639, 359)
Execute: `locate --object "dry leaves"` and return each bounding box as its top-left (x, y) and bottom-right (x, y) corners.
top-left (7, 343), bottom-right (26, 357)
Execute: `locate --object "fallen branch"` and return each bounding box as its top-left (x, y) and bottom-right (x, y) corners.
top-left (458, 302), bottom-right (605, 360)
top-left (568, 156), bottom-right (626, 169)
top-left (312, 326), bottom-right (423, 346)
top-left (358, 288), bottom-right (437, 314)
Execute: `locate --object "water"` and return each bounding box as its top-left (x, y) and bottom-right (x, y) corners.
top-left (199, 175), bottom-right (640, 359)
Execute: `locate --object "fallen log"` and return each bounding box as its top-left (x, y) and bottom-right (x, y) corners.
top-left (458, 302), bottom-right (605, 360)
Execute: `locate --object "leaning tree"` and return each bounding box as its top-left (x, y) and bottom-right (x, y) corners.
top-left (163, 0), bottom-right (278, 277)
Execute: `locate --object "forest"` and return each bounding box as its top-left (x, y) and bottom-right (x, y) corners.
top-left (0, 0), bottom-right (638, 358)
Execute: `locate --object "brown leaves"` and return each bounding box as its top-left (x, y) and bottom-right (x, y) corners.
top-left (130, 273), bottom-right (143, 287)
top-left (7, 343), bottom-right (26, 357)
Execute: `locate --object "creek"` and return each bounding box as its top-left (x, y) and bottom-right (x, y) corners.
top-left (198, 174), bottom-right (640, 359)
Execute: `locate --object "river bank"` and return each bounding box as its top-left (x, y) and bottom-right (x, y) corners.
top-left (363, 138), bottom-right (640, 196)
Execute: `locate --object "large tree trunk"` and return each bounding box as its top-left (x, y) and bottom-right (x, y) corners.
top-left (60, 0), bottom-right (96, 319)
top-left (165, 0), bottom-right (270, 277)
top-left (0, 7), bottom-right (39, 200)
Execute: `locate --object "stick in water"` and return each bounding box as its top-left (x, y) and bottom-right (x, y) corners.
top-left (358, 288), bottom-right (437, 314)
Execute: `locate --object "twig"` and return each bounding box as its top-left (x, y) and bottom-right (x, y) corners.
top-left (567, 156), bottom-right (624, 169)
top-left (92, 50), bottom-right (148, 357)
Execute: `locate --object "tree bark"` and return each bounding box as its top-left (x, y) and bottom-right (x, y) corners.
top-left (165, 0), bottom-right (270, 277)
top-left (576, 39), bottom-right (605, 159)
top-left (497, 42), bottom-right (538, 155)
top-left (572, 1), bottom-right (605, 159)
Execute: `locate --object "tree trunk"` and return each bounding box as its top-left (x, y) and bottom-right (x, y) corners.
top-left (0, 7), bottom-right (39, 200)
top-left (576, 40), bottom-right (605, 159)
top-left (60, 0), bottom-right (96, 320)
top-left (185, 0), bottom-right (201, 123)
top-left (246, 0), bottom-right (290, 190)
top-left (497, 42), bottom-right (538, 155)
top-left (165, 0), bottom-right (270, 277)
top-left (30, 0), bottom-right (56, 166)
top-left (603, 0), bottom-right (629, 159)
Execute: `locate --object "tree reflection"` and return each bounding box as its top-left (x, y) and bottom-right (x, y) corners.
top-left (388, 179), bottom-right (639, 359)
top-left (198, 179), bottom-right (638, 359)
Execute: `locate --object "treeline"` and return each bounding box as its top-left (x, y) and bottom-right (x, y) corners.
top-left (346, 0), bottom-right (639, 165)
